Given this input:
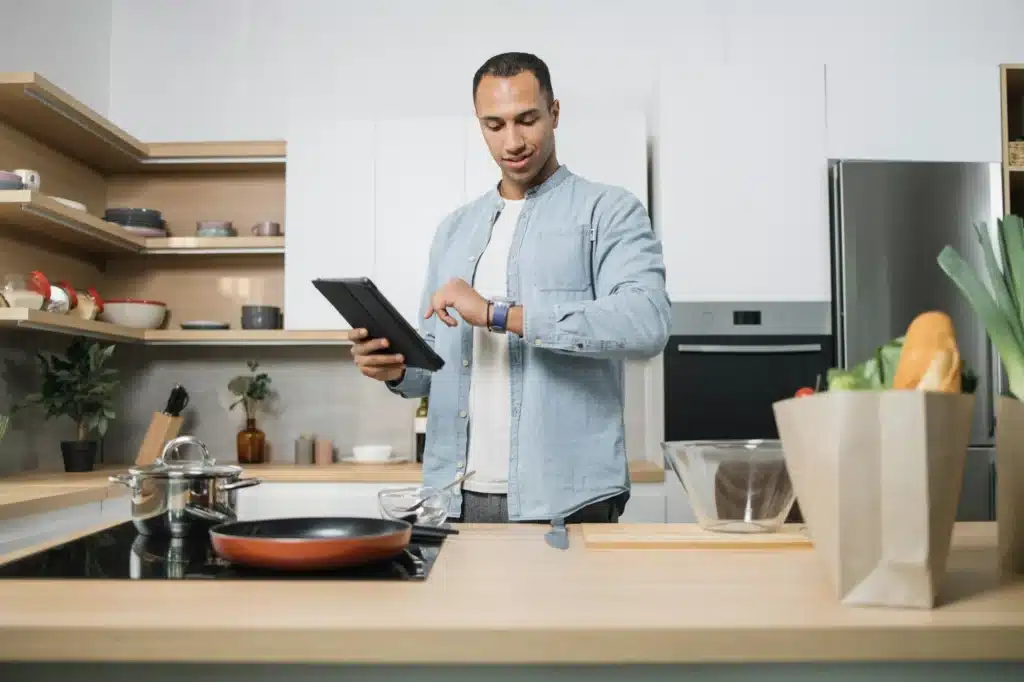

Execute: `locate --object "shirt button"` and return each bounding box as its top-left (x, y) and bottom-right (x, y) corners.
top-left (462, 359), bottom-right (469, 367)
top-left (458, 410), bottom-right (467, 418)
top-left (468, 255), bottom-right (476, 261)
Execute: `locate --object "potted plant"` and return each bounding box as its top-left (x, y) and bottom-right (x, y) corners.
top-left (15, 337), bottom-right (119, 472)
top-left (228, 360), bottom-right (272, 464)
top-left (938, 214), bottom-right (1024, 577)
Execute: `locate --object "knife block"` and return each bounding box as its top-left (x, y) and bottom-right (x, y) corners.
top-left (135, 412), bottom-right (184, 465)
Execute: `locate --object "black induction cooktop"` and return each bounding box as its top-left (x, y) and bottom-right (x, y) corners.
top-left (0, 521), bottom-right (445, 581)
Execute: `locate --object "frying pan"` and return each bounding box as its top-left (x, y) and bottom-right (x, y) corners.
top-left (209, 517), bottom-right (454, 571)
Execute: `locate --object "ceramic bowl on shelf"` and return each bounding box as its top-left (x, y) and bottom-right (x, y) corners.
top-left (196, 220), bottom-right (236, 237)
top-left (0, 171), bottom-right (23, 190)
top-left (99, 298), bottom-right (167, 329)
top-left (662, 439), bottom-right (797, 534)
top-left (104, 208), bottom-right (164, 229)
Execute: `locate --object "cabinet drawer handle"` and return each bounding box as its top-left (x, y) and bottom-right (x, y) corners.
top-left (676, 343), bottom-right (823, 354)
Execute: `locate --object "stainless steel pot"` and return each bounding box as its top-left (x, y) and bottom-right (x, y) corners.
top-left (109, 435), bottom-right (262, 538)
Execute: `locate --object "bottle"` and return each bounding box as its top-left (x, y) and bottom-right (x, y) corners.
top-left (415, 397), bottom-right (428, 463)
top-left (237, 418), bottom-right (266, 464)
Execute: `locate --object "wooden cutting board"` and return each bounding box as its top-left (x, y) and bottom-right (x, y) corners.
top-left (581, 523), bottom-right (813, 550)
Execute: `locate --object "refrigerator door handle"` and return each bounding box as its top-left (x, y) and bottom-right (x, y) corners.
top-left (989, 339), bottom-right (1006, 438)
top-left (676, 343), bottom-right (823, 354)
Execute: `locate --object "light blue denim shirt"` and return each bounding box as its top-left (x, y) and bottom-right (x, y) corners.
top-left (388, 165), bottom-right (670, 521)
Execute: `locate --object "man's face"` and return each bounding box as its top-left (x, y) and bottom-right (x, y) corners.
top-left (474, 71), bottom-right (559, 187)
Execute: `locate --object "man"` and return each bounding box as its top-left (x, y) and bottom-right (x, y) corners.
top-left (351, 52), bottom-right (670, 523)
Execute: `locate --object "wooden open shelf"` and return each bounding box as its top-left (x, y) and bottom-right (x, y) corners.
top-left (145, 329), bottom-right (351, 346)
top-left (0, 309), bottom-right (351, 346)
top-left (0, 72), bottom-right (302, 351)
top-left (142, 236), bottom-right (284, 255)
top-left (0, 191), bottom-right (283, 257)
top-left (0, 308), bottom-right (144, 342)
top-left (0, 73), bottom-right (285, 174)
top-left (0, 190), bottom-right (144, 254)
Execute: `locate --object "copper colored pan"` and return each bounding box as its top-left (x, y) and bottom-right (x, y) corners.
top-left (209, 517), bottom-right (414, 571)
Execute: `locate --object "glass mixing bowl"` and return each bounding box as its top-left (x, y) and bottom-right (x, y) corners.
top-left (662, 439), bottom-right (797, 533)
top-left (378, 485), bottom-right (451, 527)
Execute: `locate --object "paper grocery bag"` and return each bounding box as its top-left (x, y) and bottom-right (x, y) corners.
top-left (773, 390), bottom-right (975, 609)
top-left (996, 396), bottom-right (1024, 578)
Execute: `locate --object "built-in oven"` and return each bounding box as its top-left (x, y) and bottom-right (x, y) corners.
top-left (662, 302), bottom-right (837, 524)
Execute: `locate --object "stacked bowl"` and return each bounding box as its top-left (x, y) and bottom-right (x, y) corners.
top-left (104, 208), bottom-right (167, 238)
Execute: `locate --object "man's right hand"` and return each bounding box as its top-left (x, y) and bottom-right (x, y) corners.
top-left (350, 329), bottom-right (406, 383)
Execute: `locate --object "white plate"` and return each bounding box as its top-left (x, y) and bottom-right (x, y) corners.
top-left (51, 196), bottom-right (87, 211)
top-left (181, 320), bottom-right (230, 330)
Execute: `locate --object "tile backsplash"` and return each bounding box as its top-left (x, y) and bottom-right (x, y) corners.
top-left (0, 330), bottom-right (416, 474)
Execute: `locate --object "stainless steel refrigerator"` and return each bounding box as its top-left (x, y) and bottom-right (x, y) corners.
top-left (829, 159), bottom-right (1004, 520)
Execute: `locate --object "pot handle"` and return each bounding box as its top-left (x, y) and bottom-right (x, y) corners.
top-left (108, 474), bottom-right (133, 487)
top-left (220, 477), bottom-right (262, 492)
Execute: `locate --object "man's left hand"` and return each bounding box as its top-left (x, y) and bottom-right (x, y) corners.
top-left (426, 277), bottom-right (489, 328)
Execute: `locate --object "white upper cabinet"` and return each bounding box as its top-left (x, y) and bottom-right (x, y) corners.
top-left (555, 113), bottom-right (650, 209)
top-left (284, 118), bottom-right (376, 330)
top-left (464, 117), bottom-right (500, 201)
top-left (372, 117), bottom-right (468, 325)
top-left (825, 62), bottom-right (1002, 163)
top-left (657, 62), bottom-right (830, 302)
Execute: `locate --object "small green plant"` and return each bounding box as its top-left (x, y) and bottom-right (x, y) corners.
top-left (15, 337), bottom-right (119, 441)
top-left (228, 360), bottom-right (272, 420)
top-left (0, 414), bottom-right (9, 444)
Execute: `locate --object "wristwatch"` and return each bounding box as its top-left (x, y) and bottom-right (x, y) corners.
top-left (488, 298), bottom-right (514, 333)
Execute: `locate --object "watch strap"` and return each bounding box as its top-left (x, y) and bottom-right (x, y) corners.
top-left (490, 299), bottom-right (512, 332)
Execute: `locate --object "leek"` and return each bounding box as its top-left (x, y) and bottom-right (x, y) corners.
top-left (937, 216), bottom-right (1024, 399)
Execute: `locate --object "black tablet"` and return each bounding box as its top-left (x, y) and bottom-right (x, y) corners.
top-left (312, 277), bottom-right (445, 372)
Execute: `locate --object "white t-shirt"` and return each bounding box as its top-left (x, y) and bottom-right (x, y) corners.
top-left (464, 199), bottom-right (524, 494)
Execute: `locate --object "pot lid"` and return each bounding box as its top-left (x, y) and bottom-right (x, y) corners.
top-left (129, 435), bottom-right (242, 478)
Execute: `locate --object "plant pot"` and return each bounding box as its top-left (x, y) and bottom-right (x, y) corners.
top-left (60, 440), bottom-right (97, 472)
top-left (773, 389), bottom-right (975, 609)
top-left (995, 396), bottom-right (1024, 578)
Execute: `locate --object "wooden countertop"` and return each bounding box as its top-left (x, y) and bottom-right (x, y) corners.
top-left (0, 460), bottom-right (664, 520)
top-left (0, 521), bottom-right (1020, 664)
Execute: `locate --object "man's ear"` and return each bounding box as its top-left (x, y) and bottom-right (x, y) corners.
top-left (550, 99), bottom-right (560, 129)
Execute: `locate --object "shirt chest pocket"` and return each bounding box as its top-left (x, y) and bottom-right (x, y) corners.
top-left (530, 223), bottom-right (593, 293)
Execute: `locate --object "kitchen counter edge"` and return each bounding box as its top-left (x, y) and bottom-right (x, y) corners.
top-left (0, 460), bottom-right (664, 520)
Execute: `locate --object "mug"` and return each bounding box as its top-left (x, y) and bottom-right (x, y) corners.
top-left (241, 304), bottom-right (282, 330)
top-left (252, 221), bottom-right (282, 236)
top-left (13, 169), bottom-right (40, 191)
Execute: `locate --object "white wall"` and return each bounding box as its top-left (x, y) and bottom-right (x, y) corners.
top-left (0, 0), bottom-right (112, 116)
top-left (106, 0), bottom-right (1024, 142)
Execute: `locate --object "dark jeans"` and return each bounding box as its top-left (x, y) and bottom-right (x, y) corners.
top-left (456, 490), bottom-right (625, 524)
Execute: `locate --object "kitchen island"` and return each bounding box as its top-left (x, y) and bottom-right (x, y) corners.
top-left (0, 521), bottom-right (1021, 681)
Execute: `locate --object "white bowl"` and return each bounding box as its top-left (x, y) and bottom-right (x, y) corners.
top-left (100, 299), bottom-right (167, 329)
top-left (351, 444), bottom-right (394, 462)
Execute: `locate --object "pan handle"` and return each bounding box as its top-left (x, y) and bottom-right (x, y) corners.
top-left (220, 477), bottom-right (262, 492)
top-left (108, 474), bottom-right (133, 488)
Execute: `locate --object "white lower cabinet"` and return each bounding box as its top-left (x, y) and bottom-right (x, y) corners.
top-left (620, 483), bottom-right (667, 523)
top-left (238, 482), bottom-right (671, 523)
top-left (236, 482), bottom-right (409, 521)
top-left (0, 501), bottom-right (106, 557)
top-left (663, 470), bottom-right (698, 524)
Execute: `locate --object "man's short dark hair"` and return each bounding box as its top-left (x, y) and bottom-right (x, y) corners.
top-left (472, 52), bottom-right (554, 104)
